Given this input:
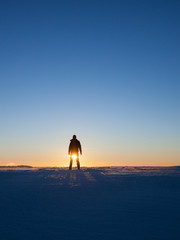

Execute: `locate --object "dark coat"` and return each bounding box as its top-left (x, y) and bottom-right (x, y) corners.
top-left (68, 139), bottom-right (82, 155)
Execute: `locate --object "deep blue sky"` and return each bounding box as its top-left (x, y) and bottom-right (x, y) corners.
top-left (0, 0), bottom-right (180, 166)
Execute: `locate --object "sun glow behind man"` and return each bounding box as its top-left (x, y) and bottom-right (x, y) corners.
top-left (72, 154), bottom-right (77, 161)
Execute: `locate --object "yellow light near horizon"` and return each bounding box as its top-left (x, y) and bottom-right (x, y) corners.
top-left (72, 154), bottom-right (77, 161)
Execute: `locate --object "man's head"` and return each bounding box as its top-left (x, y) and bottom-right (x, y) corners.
top-left (73, 135), bottom-right (76, 139)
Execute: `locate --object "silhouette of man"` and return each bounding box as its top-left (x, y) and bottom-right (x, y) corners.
top-left (68, 135), bottom-right (82, 170)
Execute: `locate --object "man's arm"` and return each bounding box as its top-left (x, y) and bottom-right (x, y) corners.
top-left (79, 141), bottom-right (82, 155)
top-left (68, 142), bottom-right (71, 155)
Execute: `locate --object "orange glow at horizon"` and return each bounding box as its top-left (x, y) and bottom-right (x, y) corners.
top-left (0, 151), bottom-right (179, 167)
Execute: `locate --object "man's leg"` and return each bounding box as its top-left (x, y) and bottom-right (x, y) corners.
top-left (76, 157), bottom-right (80, 170)
top-left (69, 157), bottom-right (73, 170)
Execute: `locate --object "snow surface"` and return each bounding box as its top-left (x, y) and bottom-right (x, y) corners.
top-left (0, 166), bottom-right (180, 240)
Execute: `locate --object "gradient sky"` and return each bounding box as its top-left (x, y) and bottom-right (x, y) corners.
top-left (0, 0), bottom-right (180, 167)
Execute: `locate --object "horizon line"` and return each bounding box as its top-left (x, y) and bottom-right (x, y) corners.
top-left (0, 165), bottom-right (180, 168)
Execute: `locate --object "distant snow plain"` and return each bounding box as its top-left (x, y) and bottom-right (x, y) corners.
top-left (0, 166), bottom-right (180, 240)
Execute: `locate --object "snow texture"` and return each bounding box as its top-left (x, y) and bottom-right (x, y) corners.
top-left (0, 166), bottom-right (180, 240)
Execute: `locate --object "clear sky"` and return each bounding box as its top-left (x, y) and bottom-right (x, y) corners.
top-left (0, 0), bottom-right (180, 167)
